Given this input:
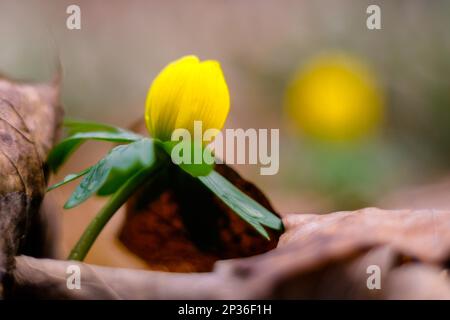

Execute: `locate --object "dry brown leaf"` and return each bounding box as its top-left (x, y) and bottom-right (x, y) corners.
top-left (0, 76), bottom-right (62, 297)
top-left (119, 163), bottom-right (281, 272)
top-left (9, 208), bottom-right (450, 299)
top-left (280, 208), bottom-right (450, 264)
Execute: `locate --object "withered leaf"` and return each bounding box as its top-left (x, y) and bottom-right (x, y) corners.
top-left (119, 163), bottom-right (282, 272)
top-left (279, 207), bottom-right (450, 264)
top-left (9, 208), bottom-right (450, 299)
top-left (0, 76), bottom-right (62, 297)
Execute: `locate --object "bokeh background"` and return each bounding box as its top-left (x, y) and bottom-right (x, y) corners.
top-left (1, 0), bottom-right (449, 266)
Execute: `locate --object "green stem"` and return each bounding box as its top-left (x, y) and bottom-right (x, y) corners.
top-left (68, 165), bottom-right (160, 261)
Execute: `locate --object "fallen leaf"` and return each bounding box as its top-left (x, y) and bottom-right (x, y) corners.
top-left (279, 208), bottom-right (450, 264)
top-left (0, 75), bottom-right (62, 297)
top-left (9, 208), bottom-right (450, 299)
top-left (119, 163), bottom-right (281, 272)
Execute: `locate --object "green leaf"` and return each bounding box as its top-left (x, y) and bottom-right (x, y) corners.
top-left (160, 140), bottom-right (214, 177)
top-left (97, 138), bottom-right (157, 195)
top-left (198, 170), bottom-right (283, 239)
top-left (64, 118), bottom-right (133, 135)
top-left (47, 168), bottom-right (91, 192)
top-left (64, 138), bottom-right (157, 209)
top-left (47, 119), bottom-right (144, 172)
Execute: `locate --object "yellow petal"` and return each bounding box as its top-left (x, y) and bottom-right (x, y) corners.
top-left (145, 55), bottom-right (230, 141)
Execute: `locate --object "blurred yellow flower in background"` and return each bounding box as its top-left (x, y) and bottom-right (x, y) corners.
top-left (285, 53), bottom-right (384, 142)
top-left (145, 55), bottom-right (230, 141)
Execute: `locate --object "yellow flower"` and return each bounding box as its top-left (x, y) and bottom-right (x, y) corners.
top-left (145, 55), bottom-right (230, 142)
top-left (285, 53), bottom-right (384, 142)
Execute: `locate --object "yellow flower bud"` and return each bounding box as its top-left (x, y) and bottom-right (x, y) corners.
top-left (285, 53), bottom-right (384, 142)
top-left (145, 55), bottom-right (230, 142)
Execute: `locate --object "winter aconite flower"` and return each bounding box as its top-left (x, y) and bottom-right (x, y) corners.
top-left (285, 53), bottom-right (384, 142)
top-left (47, 55), bottom-right (282, 262)
top-left (145, 55), bottom-right (230, 142)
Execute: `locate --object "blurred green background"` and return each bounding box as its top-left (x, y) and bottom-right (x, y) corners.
top-left (1, 0), bottom-right (449, 214)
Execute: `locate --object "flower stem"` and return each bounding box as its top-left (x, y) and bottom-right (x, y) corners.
top-left (68, 165), bottom-right (159, 261)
